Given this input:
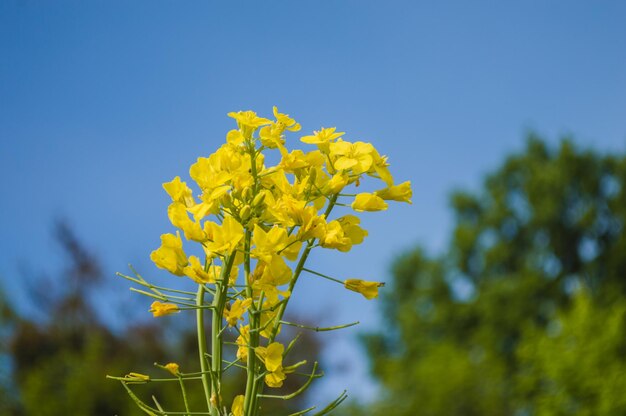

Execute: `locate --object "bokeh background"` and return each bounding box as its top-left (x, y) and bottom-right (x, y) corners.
top-left (2, 1), bottom-right (626, 415)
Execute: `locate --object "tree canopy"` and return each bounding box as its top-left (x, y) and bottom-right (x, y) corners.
top-left (355, 136), bottom-right (626, 415)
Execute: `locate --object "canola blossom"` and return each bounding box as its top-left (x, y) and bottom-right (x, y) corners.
top-left (111, 107), bottom-right (411, 416)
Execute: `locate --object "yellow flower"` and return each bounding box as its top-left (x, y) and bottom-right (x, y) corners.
top-left (269, 196), bottom-right (327, 241)
top-left (150, 232), bottom-right (187, 275)
top-left (150, 301), bottom-right (180, 317)
top-left (163, 176), bottom-right (195, 207)
top-left (164, 362), bottom-right (179, 376)
top-left (280, 149), bottom-right (324, 174)
top-left (203, 215), bottom-right (244, 255)
top-left (370, 147), bottom-right (394, 187)
top-left (264, 367), bottom-right (286, 388)
top-left (168, 202), bottom-right (206, 242)
top-left (256, 342), bottom-right (284, 372)
top-left (226, 129), bottom-right (245, 146)
top-left (228, 110), bottom-right (271, 139)
top-left (337, 215), bottom-right (368, 245)
top-left (329, 140), bottom-right (375, 174)
top-left (251, 225), bottom-right (300, 263)
top-left (324, 172), bottom-right (349, 194)
top-left (279, 149), bottom-right (310, 172)
top-left (256, 342), bottom-right (287, 387)
top-left (344, 279), bottom-right (384, 300)
top-left (259, 255), bottom-right (293, 286)
top-left (183, 256), bottom-right (212, 284)
top-left (189, 157), bottom-right (230, 193)
top-left (189, 146), bottom-right (242, 194)
top-left (259, 124), bottom-right (286, 149)
top-left (231, 395), bottom-right (244, 416)
top-left (351, 193), bottom-right (388, 212)
top-left (228, 110), bottom-right (272, 129)
top-left (273, 106), bottom-right (301, 132)
top-left (320, 220), bottom-right (352, 252)
top-left (252, 280), bottom-right (290, 308)
top-left (187, 195), bottom-right (221, 222)
top-left (319, 216), bottom-right (366, 252)
top-left (224, 298), bottom-right (253, 327)
top-left (236, 325), bottom-right (250, 362)
top-left (375, 180), bottom-right (413, 203)
top-left (301, 127), bottom-right (345, 153)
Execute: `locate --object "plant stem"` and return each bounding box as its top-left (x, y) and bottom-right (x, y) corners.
top-left (196, 285), bottom-right (212, 413)
top-left (243, 229), bottom-right (259, 415)
top-left (210, 254), bottom-right (237, 415)
top-left (244, 141), bottom-right (262, 416)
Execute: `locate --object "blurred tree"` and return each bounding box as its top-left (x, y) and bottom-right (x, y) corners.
top-left (2, 221), bottom-right (320, 415)
top-left (516, 292), bottom-right (626, 415)
top-left (0, 288), bottom-right (19, 415)
top-left (351, 137), bottom-right (626, 415)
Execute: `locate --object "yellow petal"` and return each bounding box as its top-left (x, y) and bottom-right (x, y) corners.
top-left (149, 301), bottom-right (180, 317)
top-left (351, 193), bottom-right (388, 212)
top-left (231, 395), bottom-right (245, 416)
top-left (344, 279), bottom-right (384, 300)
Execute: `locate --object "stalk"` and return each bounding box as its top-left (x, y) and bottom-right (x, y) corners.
top-left (210, 254), bottom-right (237, 415)
top-left (244, 140), bottom-right (261, 415)
top-left (243, 229), bottom-right (260, 415)
top-left (196, 285), bottom-right (213, 412)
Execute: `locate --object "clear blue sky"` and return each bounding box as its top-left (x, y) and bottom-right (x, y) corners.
top-left (2, 0), bottom-right (626, 403)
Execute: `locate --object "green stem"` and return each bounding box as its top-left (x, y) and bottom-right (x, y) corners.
top-left (210, 254), bottom-right (237, 415)
top-left (301, 268), bottom-right (344, 285)
top-left (196, 285), bottom-right (212, 413)
top-left (178, 376), bottom-right (191, 415)
top-left (244, 139), bottom-right (263, 416)
top-left (279, 320), bottom-right (359, 332)
top-left (243, 229), bottom-right (259, 415)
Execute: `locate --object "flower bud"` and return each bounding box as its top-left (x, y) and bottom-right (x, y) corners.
top-left (307, 167), bottom-right (317, 184)
top-left (243, 186), bottom-right (253, 202)
top-left (222, 192), bottom-right (232, 206)
top-left (240, 205), bottom-right (252, 222)
top-left (251, 192), bottom-right (266, 208)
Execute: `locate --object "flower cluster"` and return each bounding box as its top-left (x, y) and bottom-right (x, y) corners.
top-left (113, 107), bottom-right (411, 416)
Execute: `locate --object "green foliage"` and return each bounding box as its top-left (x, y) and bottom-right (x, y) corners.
top-left (354, 136), bottom-right (626, 415)
top-left (516, 293), bottom-right (626, 415)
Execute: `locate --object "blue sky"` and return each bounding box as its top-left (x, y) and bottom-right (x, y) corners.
top-left (2, 0), bottom-right (626, 404)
